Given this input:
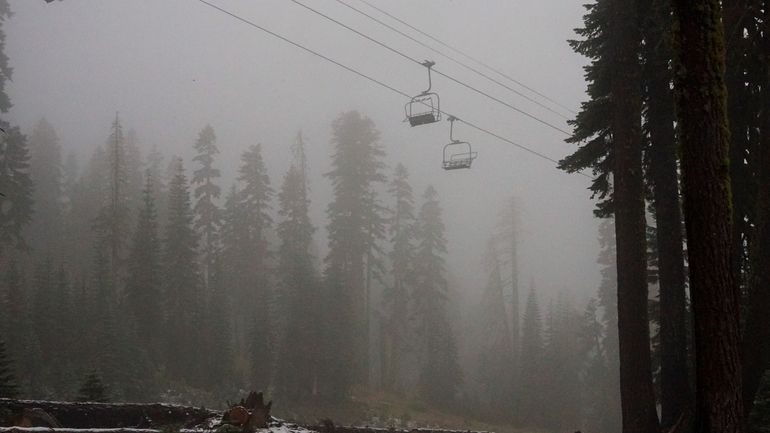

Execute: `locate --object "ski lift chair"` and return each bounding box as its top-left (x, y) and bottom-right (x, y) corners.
top-left (405, 60), bottom-right (441, 126)
top-left (442, 116), bottom-right (477, 170)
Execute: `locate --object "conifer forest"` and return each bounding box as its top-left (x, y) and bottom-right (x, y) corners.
top-left (0, 1), bottom-right (769, 433)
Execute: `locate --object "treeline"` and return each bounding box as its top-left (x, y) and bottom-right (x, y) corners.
top-left (0, 108), bottom-right (629, 433)
top-left (0, 109), bottom-right (464, 407)
top-left (0, 0), bottom-right (623, 422)
top-left (0, 2), bottom-right (648, 432)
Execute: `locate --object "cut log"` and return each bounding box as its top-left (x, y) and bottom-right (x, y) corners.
top-left (0, 399), bottom-right (219, 429)
top-left (223, 392), bottom-right (271, 431)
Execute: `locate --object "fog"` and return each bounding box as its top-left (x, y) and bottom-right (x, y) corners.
top-left (6, 0), bottom-right (598, 304)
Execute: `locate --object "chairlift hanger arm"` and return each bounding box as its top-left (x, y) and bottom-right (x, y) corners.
top-left (421, 60), bottom-right (435, 94)
top-left (448, 115), bottom-right (459, 142)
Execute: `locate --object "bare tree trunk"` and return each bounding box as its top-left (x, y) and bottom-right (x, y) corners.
top-left (740, 0), bottom-right (770, 417)
top-left (610, 0), bottom-right (660, 432)
top-left (722, 0), bottom-right (751, 287)
top-left (671, 0), bottom-right (744, 432)
top-left (642, 0), bottom-right (692, 426)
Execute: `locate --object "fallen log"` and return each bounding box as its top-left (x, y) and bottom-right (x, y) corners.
top-left (0, 399), bottom-right (219, 429)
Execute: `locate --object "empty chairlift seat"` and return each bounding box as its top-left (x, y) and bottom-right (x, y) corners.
top-left (405, 60), bottom-right (441, 127)
top-left (443, 141), bottom-right (477, 170)
top-left (442, 115), bottom-right (477, 170)
top-left (405, 93), bottom-right (441, 126)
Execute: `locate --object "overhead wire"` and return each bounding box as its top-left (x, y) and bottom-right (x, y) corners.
top-left (355, 0), bottom-right (578, 116)
top-left (332, 0), bottom-right (573, 121)
top-left (288, 0), bottom-right (572, 137)
top-left (193, 0), bottom-right (589, 177)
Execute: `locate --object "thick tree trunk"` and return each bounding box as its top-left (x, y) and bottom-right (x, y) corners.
top-left (722, 0), bottom-right (750, 287)
top-left (671, 1), bottom-right (744, 432)
top-left (740, 0), bottom-right (770, 417)
top-left (642, 0), bottom-right (692, 426)
top-left (609, 1), bottom-right (660, 432)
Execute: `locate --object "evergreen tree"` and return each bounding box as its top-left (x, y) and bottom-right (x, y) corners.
top-left (519, 285), bottom-right (544, 426)
top-left (2, 261), bottom-right (38, 395)
top-left (27, 118), bottom-right (64, 260)
top-left (192, 125), bottom-right (222, 289)
top-left (0, 124), bottom-right (33, 256)
top-left (0, 0), bottom-right (11, 114)
top-left (382, 163), bottom-right (415, 393)
top-left (317, 264), bottom-right (355, 401)
top-left (61, 152), bottom-right (79, 217)
top-left (476, 238), bottom-right (514, 419)
top-left (324, 110), bottom-right (387, 390)
top-left (201, 256), bottom-right (233, 392)
top-left (123, 129), bottom-right (144, 215)
top-left (0, 0), bottom-right (31, 258)
top-left (580, 298), bottom-right (615, 433)
top-left (32, 260), bottom-right (57, 366)
top-left (124, 170), bottom-right (162, 362)
top-left (412, 185), bottom-right (460, 407)
top-left (77, 372), bottom-right (108, 402)
top-left (640, 0), bottom-right (692, 424)
top-left (46, 265), bottom-right (76, 396)
top-left (220, 183), bottom-right (248, 332)
top-left (145, 145), bottom-right (168, 229)
top-left (90, 265), bottom-right (124, 399)
top-left (563, 1), bottom-right (659, 430)
top-left (162, 157), bottom-right (204, 384)
top-left (66, 147), bottom-right (107, 276)
top-left (541, 294), bottom-right (582, 431)
top-left (275, 132), bottom-right (318, 401)
top-left (496, 197), bottom-right (521, 374)
top-left (0, 339), bottom-right (19, 398)
top-left (93, 114), bottom-right (131, 297)
top-left (595, 218), bottom-right (622, 431)
top-left (672, 0), bottom-right (744, 430)
top-left (236, 144), bottom-right (274, 391)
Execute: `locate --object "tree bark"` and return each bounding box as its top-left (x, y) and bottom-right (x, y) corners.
top-left (722, 0), bottom-right (751, 287)
top-left (740, 0), bottom-right (770, 417)
top-left (671, 1), bottom-right (744, 432)
top-left (609, 0), bottom-right (660, 432)
top-left (641, 0), bottom-right (692, 426)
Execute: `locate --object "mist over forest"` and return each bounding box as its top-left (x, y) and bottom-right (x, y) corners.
top-left (1, 2), bottom-right (769, 433)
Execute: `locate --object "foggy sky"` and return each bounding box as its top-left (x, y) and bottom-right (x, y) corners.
top-left (6, 0), bottom-right (598, 306)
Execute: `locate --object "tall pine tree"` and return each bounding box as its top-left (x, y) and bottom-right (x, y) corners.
top-left (93, 114), bottom-right (131, 298)
top-left (27, 118), bottom-right (64, 261)
top-left (412, 185), bottom-right (460, 408)
top-left (381, 163), bottom-right (415, 394)
top-left (519, 285), bottom-right (544, 426)
top-left (324, 111), bottom-right (387, 391)
top-left (236, 144), bottom-right (274, 391)
top-left (275, 132), bottom-right (319, 402)
top-left (672, 0), bottom-right (744, 430)
top-left (476, 238), bottom-right (515, 419)
top-left (125, 170), bottom-right (162, 363)
top-left (162, 157), bottom-right (204, 385)
top-left (192, 125), bottom-right (222, 289)
top-left (0, 0), bottom-right (32, 259)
